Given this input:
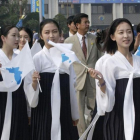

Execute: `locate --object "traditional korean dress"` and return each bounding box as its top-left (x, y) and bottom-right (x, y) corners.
top-left (0, 49), bottom-right (29, 140)
top-left (24, 46), bottom-right (79, 140)
top-left (100, 51), bottom-right (140, 140)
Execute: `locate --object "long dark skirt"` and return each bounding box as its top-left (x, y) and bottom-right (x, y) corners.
top-left (31, 72), bottom-right (79, 140)
top-left (103, 78), bottom-right (140, 140)
top-left (0, 76), bottom-right (29, 140)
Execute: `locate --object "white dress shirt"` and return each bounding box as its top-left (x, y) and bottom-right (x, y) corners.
top-left (76, 32), bottom-right (88, 48)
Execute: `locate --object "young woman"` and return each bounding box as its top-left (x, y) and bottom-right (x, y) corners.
top-left (89, 18), bottom-right (140, 140)
top-left (14, 27), bottom-right (33, 54)
top-left (24, 19), bottom-right (79, 140)
top-left (0, 25), bottom-right (29, 140)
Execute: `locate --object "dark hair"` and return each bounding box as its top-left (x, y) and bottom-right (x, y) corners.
top-left (40, 19), bottom-right (59, 35)
top-left (73, 13), bottom-right (88, 27)
top-left (96, 29), bottom-right (108, 51)
top-left (136, 23), bottom-right (140, 33)
top-left (0, 25), bottom-right (17, 48)
top-left (19, 27), bottom-right (33, 48)
top-left (67, 15), bottom-right (75, 25)
top-left (103, 18), bottom-right (134, 53)
top-left (37, 38), bottom-right (44, 48)
top-left (39, 19), bottom-right (60, 45)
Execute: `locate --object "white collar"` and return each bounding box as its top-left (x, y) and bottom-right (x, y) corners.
top-left (76, 32), bottom-right (87, 41)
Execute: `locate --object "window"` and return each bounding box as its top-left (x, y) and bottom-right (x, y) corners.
top-left (123, 4), bottom-right (140, 14)
top-left (44, 4), bottom-right (48, 14)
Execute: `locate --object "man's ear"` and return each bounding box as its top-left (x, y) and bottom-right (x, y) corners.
top-left (110, 34), bottom-right (115, 41)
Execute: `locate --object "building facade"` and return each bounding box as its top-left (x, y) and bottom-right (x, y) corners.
top-left (28, 0), bottom-right (140, 29)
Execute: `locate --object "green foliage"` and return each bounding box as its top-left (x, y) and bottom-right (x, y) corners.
top-left (23, 12), bottom-right (40, 32)
top-left (53, 14), bottom-right (68, 34)
top-left (0, 0), bottom-right (24, 26)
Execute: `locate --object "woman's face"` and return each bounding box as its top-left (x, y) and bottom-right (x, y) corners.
top-left (2, 27), bottom-right (19, 49)
top-left (40, 23), bottom-right (59, 48)
top-left (19, 30), bottom-right (31, 50)
top-left (111, 22), bottom-right (133, 51)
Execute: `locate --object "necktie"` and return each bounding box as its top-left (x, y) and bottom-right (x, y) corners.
top-left (82, 36), bottom-right (87, 58)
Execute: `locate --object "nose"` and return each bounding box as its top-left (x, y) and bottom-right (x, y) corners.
top-left (16, 36), bottom-right (19, 40)
top-left (124, 32), bottom-right (128, 37)
top-left (49, 32), bottom-right (54, 38)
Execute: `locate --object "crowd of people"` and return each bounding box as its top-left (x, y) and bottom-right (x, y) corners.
top-left (0, 12), bottom-right (140, 140)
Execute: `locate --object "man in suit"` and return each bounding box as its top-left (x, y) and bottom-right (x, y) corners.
top-left (65, 13), bottom-right (99, 136)
top-left (64, 15), bottom-right (77, 39)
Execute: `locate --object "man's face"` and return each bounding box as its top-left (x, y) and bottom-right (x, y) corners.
top-left (68, 22), bottom-right (77, 33)
top-left (76, 17), bottom-right (90, 33)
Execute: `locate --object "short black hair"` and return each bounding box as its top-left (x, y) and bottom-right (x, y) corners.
top-left (73, 13), bottom-right (88, 26)
top-left (103, 18), bottom-right (134, 53)
top-left (67, 15), bottom-right (75, 25)
top-left (136, 23), bottom-right (140, 33)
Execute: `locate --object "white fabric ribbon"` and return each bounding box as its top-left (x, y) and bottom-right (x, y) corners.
top-left (123, 70), bottom-right (140, 140)
top-left (78, 113), bottom-right (99, 140)
top-left (51, 69), bottom-right (61, 140)
top-left (0, 92), bottom-right (12, 140)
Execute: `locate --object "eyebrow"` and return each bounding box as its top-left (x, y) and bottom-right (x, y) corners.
top-left (44, 29), bottom-right (58, 31)
top-left (117, 29), bottom-right (131, 31)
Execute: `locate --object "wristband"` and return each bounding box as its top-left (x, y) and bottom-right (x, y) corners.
top-left (97, 80), bottom-right (105, 87)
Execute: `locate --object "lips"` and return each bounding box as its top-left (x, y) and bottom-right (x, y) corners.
top-left (123, 40), bottom-right (130, 43)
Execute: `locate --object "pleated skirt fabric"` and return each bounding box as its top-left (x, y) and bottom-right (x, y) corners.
top-left (103, 78), bottom-right (140, 140)
top-left (0, 76), bottom-right (29, 140)
top-left (31, 72), bottom-right (79, 140)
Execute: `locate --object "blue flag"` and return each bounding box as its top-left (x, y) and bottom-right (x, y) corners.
top-left (16, 19), bottom-right (23, 28)
top-left (135, 45), bottom-right (140, 56)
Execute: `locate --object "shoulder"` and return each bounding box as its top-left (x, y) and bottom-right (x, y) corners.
top-left (87, 33), bottom-right (96, 39)
top-left (133, 55), bottom-right (140, 65)
top-left (103, 55), bottom-right (116, 69)
top-left (33, 49), bottom-right (44, 61)
top-left (64, 34), bottom-right (77, 43)
top-left (96, 54), bottom-right (111, 70)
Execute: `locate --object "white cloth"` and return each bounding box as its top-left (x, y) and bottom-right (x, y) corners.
top-left (0, 49), bottom-right (16, 140)
top-left (95, 53), bottom-right (111, 116)
top-left (24, 46), bottom-right (79, 140)
top-left (101, 51), bottom-right (140, 140)
top-left (79, 53), bottom-right (112, 140)
top-left (77, 32), bottom-right (88, 48)
top-left (31, 40), bottom-right (42, 57)
top-left (13, 49), bottom-right (20, 54)
top-left (69, 31), bottom-right (73, 37)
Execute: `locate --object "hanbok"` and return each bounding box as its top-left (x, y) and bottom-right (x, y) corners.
top-left (101, 51), bottom-right (140, 140)
top-left (0, 49), bottom-right (29, 140)
top-left (24, 46), bottom-right (79, 140)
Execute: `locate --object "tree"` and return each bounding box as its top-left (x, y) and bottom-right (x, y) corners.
top-left (0, 0), bottom-right (28, 26)
top-left (53, 14), bottom-right (68, 34)
top-left (23, 12), bottom-right (42, 32)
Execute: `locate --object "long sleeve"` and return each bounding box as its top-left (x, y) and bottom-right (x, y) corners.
top-left (101, 59), bottom-right (116, 113)
top-left (95, 59), bottom-right (108, 115)
top-left (24, 70), bottom-right (39, 108)
top-left (69, 65), bottom-right (79, 121)
top-left (24, 54), bottom-right (41, 108)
